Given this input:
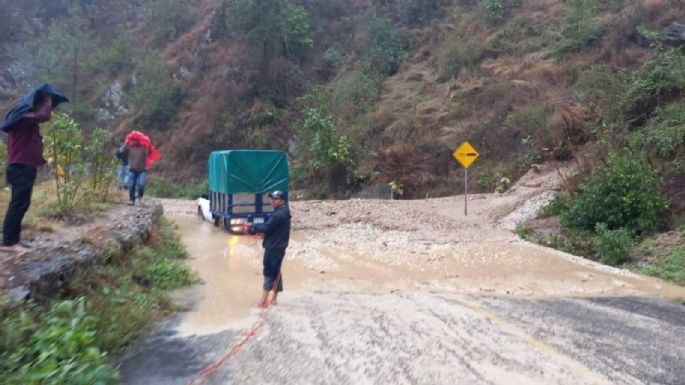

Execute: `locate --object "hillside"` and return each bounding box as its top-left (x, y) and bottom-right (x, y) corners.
top-left (0, 1), bottom-right (682, 197)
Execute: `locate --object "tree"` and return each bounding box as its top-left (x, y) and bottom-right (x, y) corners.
top-left (227, 0), bottom-right (313, 60)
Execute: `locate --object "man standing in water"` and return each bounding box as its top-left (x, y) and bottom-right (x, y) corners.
top-left (249, 190), bottom-right (291, 308)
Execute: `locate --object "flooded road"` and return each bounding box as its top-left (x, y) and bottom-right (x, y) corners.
top-left (122, 169), bottom-right (685, 385)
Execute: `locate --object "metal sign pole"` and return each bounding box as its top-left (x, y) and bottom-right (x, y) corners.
top-left (464, 168), bottom-right (468, 216)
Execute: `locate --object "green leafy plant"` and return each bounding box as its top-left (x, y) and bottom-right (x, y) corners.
top-left (140, 258), bottom-right (196, 290)
top-left (43, 113), bottom-right (88, 216)
top-left (294, 108), bottom-right (358, 190)
top-left (86, 127), bottom-right (116, 199)
top-left (624, 50), bottom-right (685, 126)
top-left (594, 223), bottom-right (635, 266)
top-left (556, 0), bottom-right (602, 54)
top-left (560, 150), bottom-right (668, 235)
top-left (2, 299), bottom-right (119, 385)
top-left (227, 0), bottom-right (313, 58)
top-left (129, 55), bottom-right (186, 126)
top-left (495, 176), bottom-right (511, 194)
top-left (364, 17), bottom-right (409, 76)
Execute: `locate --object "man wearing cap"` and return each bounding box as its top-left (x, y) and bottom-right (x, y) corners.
top-left (249, 190), bottom-right (291, 308)
top-left (0, 84), bottom-right (69, 253)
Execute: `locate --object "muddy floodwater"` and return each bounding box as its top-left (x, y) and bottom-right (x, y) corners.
top-left (123, 169), bottom-right (685, 385)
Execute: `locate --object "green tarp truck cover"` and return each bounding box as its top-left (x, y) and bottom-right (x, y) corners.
top-left (208, 150), bottom-right (289, 194)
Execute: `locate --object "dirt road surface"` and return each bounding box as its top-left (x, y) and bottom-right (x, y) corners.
top-left (120, 168), bottom-right (685, 385)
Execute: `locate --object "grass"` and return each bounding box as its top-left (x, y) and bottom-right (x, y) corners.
top-left (641, 247), bottom-right (685, 285)
top-left (147, 176), bottom-right (208, 199)
top-left (0, 218), bottom-right (197, 383)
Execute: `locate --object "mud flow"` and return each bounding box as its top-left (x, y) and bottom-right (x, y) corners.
top-left (163, 189), bottom-right (685, 337)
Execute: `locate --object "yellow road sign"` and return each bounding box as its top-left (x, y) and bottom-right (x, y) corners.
top-left (453, 141), bottom-right (480, 169)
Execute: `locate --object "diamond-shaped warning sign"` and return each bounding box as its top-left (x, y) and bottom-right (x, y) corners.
top-left (453, 141), bottom-right (480, 169)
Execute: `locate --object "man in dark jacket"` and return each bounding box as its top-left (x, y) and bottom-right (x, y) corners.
top-left (249, 190), bottom-right (291, 308)
top-left (0, 84), bottom-right (68, 253)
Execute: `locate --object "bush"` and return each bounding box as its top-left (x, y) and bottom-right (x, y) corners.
top-left (624, 50), bottom-right (685, 126)
top-left (436, 35), bottom-right (484, 82)
top-left (129, 56), bottom-right (186, 126)
top-left (364, 17), bottom-right (409, 76)
top-left (293, 107), bottom-right (357, 190)
top-left (594, 223), bottom-right (635, 266)
top-left (227, 0), bottom-right (313, 59)
top-left (146, 0), bottom-right (197, 42)
top-left (140, 258), bottom-right (195, 290)
top-left (43, 114), bottom-right (88, 215)
top-left (540, 193), bottom-right (571, 218)
top-left (643, 102), bottom-right (685, 159)
top-left (555, 0), bottom-right (603, 54)
top-left (1, 299), bottom-right (119, 385)
top-left (560, 150), bottom-right (668, 235)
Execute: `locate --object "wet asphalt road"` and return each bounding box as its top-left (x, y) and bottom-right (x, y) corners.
top-left (120, 293), bottom-right (685, 385)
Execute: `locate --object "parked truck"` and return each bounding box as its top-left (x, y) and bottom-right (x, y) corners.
top-left (197, 150), bottom-right (288, 234)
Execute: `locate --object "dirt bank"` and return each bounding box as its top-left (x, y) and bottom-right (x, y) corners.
top-left (0, 200), bottom-right (163, 303)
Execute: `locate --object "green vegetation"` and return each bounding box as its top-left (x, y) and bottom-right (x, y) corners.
top-left (594, 223), bottom-right (635, 266)
top-left (560, 150), bottom-right (667, 235)
top-left (556, 0), bottom-right (602, 54)
top-left (129, 56), bottom-right (186, 126)
top-left (0, 219), bottom-right (195, 383)
top-left (147, 177), bottom-right (209, 199)
top-left (1, 299), bottom-right (119, 385)
top-left (364, 17), bottom-right (409, 76)
top-left (227, 0), bottom-right (313, 59)
top-left (43, 113), bottom-right (117, 218)
top-left (642, 247), bottom-right (685, 285)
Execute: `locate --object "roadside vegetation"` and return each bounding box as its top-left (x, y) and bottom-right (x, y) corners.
top-left (0, 219), bottom-right (195, 384)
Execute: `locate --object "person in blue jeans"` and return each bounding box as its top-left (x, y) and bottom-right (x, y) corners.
top-left (120, 138), bottom-right (148, 205)
top-left (115, 142), bottom-right (129, 190)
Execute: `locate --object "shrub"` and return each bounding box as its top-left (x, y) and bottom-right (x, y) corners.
top-left (436, 35), bottom-right (484, 82)
top-left (560, 150), bottom-right (668, 235)
top-left (2, 299), bottom-right (119, 385)
top-left (140, 258), bottom-right (196, 290)
top-left (643, 102), bottom-right (685, 159)
top-left (555, 0), bottom-right (603, 54)
top-left (86, 127), bottom-right (116, 199)
top-left (294, 107), bottom-right (357, 190)
top-left (624, 50), bottom-right (685, 126)
top-left (594, 223), bottom-right (635, 266)
top-left (129, 55), bottom-right (186, 126)
top-left (146, 0), bottom-right (197, 42)
top-left (227, 0), bottom-right (313, 59)
top-left (364, 17), bottom-right (409, 76)
top-left (43, 113), bottom-right (88, 215)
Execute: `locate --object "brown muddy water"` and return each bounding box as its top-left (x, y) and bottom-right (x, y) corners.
top-left (166, 199), bottom-right (685, 339)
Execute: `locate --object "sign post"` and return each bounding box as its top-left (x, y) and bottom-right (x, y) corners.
top-left (452, 141), bottom-right (480, 216)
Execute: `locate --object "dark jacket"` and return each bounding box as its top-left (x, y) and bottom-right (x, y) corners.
top-left (252, 204), bottom-right (291, 250)
top-left (1, 83), bottom-right (69, 133)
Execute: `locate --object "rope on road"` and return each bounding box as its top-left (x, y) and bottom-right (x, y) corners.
top-left (185, 273), bottom-right (282, 385)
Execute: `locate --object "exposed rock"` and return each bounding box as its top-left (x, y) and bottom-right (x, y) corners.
top-left (662, 22), bottom-right (685, 44)
top-left (0, 200), bottom-right (163, 305)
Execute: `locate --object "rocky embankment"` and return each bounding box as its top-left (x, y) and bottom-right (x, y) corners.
top-left (0, 200), bottom-right (163, 304)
